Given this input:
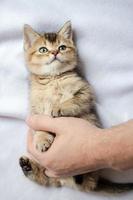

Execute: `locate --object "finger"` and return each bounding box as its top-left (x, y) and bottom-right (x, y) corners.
top-left (27, 130), bottom-right (47, 163)
top-left (45, 169), bottom-right (80, 178)
top-left (26, 115), bottom-right (61, 134)
top-left (45, 169), bottom-right (60, 178)
top-left (27, 129), bottom-right (34, 151)
top-left (45, 167), bottom-right (94, 178)
top-left (27, 130), bottom-right (61, 168)
top-left (26, 115), bottom-right (68, 134)
top-left (26, 130), bottom-right (40, 162)
top-left (27, 130), bottom-right (39, 157)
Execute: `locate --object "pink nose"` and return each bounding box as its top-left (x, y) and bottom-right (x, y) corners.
top-left (51, 50), bottom-right (59, 56)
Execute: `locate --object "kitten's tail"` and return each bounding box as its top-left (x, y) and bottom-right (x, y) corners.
top-left (96, 177), bottom-right (133, 193)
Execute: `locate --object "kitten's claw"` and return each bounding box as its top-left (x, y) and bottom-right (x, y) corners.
top-left (35, 134), bottom-right (54, 152)
top-left (36, 141), bottom-right (50, 152)
top-left (51, 107), bottom-right (61, 117)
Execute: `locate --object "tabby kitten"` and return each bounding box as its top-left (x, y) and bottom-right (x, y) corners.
top-left (19, 21), bottom-right (100, 191)
top-left (19, 21), bottom-right (133, 193)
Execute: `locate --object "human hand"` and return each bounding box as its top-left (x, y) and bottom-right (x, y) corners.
top-left (26, 115), bottom-right (107, 178)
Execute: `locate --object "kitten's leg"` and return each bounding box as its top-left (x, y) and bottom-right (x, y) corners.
top-left (33, 131), bottom-right (54, 152)
top-left (52, 85), bottom-right (94, 117)
top-left (19, 156), bottom-right (48, 185)
top-left (79, 172), bottom-right (99, 192)
top-left (56, 174), bottom-right (99, 192)
top-left (19, 156), bottom-right (61, 187)
top-left (19, 156), bottom-right (98, 191)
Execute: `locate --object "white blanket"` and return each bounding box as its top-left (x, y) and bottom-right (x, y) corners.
top-left (0, 0), bottom-right (133, 199)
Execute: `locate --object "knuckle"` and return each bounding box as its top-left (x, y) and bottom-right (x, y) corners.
top-left (29, 115), bottom-right (40, 129)
top-left (33, 116), bottom-right (39, 127)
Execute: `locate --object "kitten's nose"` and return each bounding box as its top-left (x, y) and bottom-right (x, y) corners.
top-left (51, 50), bottom-right (59, 56)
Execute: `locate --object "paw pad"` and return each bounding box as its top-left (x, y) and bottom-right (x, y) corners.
top-left (19, 157), bottom-right (32, 176)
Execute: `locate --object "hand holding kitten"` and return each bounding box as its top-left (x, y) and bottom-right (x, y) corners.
top-left (27, 115), bottom-right (133, 178)
top-left (26, 115), bottom-right (107, 177)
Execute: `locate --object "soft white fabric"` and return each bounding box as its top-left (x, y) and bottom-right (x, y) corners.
top-left (0, 0), bottom-right (133, 199)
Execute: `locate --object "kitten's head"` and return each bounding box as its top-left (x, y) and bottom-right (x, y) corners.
top-left (24, 21), bottom-right (77, 76)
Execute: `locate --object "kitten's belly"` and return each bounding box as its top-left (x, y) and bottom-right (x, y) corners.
top-left (31, 92), bottom-right (59, 116)
top-left (30, 84), bottom-right (73, 116)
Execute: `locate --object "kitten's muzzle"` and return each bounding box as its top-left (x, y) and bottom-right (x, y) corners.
top-left (51, 50), bottom-right (59, 57)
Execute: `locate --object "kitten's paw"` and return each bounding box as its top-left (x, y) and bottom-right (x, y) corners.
top-left (36, 140), bottom-right (50, 152)
top-left (82, 173), bottom-right (98, 192)
top-left (51, 107), bottom-right (61, 117)
top-left (35, 133), bottom-right (54, 152)
top-left (19, 156), bottom-right (48, 185)
top-left (19, 156), bottom-right (32, 176)
top-left (83, 180), bottom-right (97, 191)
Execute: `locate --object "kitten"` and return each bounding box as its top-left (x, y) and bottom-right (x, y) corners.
top-left (19, 21), bottom-right (133, 192)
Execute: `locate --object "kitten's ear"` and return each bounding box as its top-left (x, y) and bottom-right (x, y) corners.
top-left (23, 24), bottom-right (40, 50)
top-left (58, 21), bottom-right (72, 40)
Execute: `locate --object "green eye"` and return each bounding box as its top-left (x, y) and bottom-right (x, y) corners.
top-left (39, 47), bottom-right (48, 53)
top-left (58, 45), bottom-right (66, 51)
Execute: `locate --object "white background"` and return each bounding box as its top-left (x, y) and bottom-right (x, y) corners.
top-left (0, 0), bottom-right (133, 199)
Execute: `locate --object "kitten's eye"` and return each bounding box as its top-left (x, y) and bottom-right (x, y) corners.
top-left (39, 47), bottom-right (48, 53)
top-left (58, 45), bottom-right (67, 51)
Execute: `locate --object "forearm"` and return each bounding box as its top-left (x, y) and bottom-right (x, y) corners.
top-left (98, 120), bottom-right (133, 171)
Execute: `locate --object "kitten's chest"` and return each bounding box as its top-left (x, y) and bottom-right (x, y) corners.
top-left (43, 80), bottom-right (74, 102)
top-left (31, 79), bottom-right (74, 115)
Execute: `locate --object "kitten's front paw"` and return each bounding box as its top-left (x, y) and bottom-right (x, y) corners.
top-left (51, 106), bottom-right (61, 117)
top-left (34, 132), bottom-right (54, 152)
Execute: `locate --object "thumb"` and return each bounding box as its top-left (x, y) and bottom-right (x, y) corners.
top-left (45, 169), bottom-right (59, 178)
top-left (26, 115), bottom-right (62, 134)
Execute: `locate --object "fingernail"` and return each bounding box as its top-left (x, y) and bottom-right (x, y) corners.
top-left (45, 170), bottom-right (53, 177)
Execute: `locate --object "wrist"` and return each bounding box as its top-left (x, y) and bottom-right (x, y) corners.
top-left (97, 129), bottom-right (114, 169)
top-left (85, 120), bottom-right (133, 172)
top-left (96, 128), bottom-right (123, 171)
top-left (85, 128), bottom-right (110, 171)
top-left (93, 129), bottom-right (111, 169)
top-left (101, 120), bottom-right (133, 171)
